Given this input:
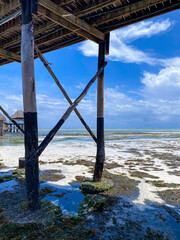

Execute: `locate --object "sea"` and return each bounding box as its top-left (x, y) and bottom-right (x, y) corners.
top-left (1, 128), bottom-right (180, 146)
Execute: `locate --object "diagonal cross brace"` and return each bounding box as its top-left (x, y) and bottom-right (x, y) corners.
top-left (35, 45), bottom-right (97, 143)
top-left (27, 61), bottom-right (108, 165)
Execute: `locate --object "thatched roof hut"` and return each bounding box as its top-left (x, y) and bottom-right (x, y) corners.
top-left (11, 110), bottom-right (24, 120)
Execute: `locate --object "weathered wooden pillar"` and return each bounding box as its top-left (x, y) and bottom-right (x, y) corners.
top-left (93, 41), bottom-right (106, 182)
top-left (21, 0), bottom-right (41, 210)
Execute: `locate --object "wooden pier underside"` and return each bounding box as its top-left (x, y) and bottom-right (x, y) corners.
top-left (0, 0), bottom-right (179, 66)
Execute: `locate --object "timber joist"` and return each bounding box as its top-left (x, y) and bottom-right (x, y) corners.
top-left (38, 0), bottom-right (105, 43)
top-left (0, 0), bottom-right (179, 65)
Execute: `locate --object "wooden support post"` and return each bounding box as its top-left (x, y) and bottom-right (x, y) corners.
top-left (93, 41), bottom-right (106, 182)
top-left (21, 0), bottom-right (40, 210)
top-left (27, 62), bottom-right (107, 165)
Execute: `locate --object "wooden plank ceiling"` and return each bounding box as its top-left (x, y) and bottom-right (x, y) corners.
top-left (0, 0), bottom-right (179, 66)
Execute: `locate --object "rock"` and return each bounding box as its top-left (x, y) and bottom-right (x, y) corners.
top-left (12, 168), bottom-right (25, 179)
top-left (80, 178), bottom-right (114, 194)
top-left (19, 157), bottom-right (25, 169)
top-left (0, 175), bottom-right (14, 183)
top-left (79, 194), bottom-right (108, 215)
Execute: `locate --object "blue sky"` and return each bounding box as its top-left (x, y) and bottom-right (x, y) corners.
top-left (1, 10), bottom-right (180, 129)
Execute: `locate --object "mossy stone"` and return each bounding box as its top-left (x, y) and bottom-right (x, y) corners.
top-left (0, 175), bottom-right (14, 183)
top-left (80, 178), bottom-right (114, 194)
top-left (12, 168), bottom-right (25, 179)
top-left (79, 194), bottom-right (108, 215)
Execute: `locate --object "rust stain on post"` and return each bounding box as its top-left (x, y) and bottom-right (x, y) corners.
top-left (32, 78), bottom-right (35, 92)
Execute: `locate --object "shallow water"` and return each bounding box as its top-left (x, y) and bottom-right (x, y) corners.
top-left (0, 179), bottom-right (18, 193)
top-left (1, 129), bottom-right (180, 146)
top-left (41, 182), bottom-right (84, 216)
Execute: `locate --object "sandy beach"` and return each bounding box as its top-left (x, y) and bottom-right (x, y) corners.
top-left (0, 130), bottom-right (180, 239)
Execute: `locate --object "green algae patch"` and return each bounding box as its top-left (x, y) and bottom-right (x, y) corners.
top-left (144, 227), bottom-right (170, 240)
top-left (0, 199), bottom-right (91, 240)
top-left (63, 159), bottom-right (94, 168)
top-left (145, 180), bottom-right (180, 188)
top-left (0, 174), bottom-right (15, 183)
top-left (158, 189), bottom-right (180, 205)
top-left (0, 200), bottom-right (65, 240)
top-left (0, 168), bottom-right (25, 183)
top-left (102, 170), bottom-right (140, 197)
top-left (168, 170), bottom-right (180, 176)
top-left (40, 187), bottom-right (56, 198)
top-left (79, 194), bottom-right (110, 215)
top-left (70, 175), bottom-right (86, 184)
top-left (40, 170), bottom-right (65, 182)
top-left (13, 168), bottom-right (25, 177)
top-left (104, 161), bottom-right (122, 170)
top-left (162, 205), bottom-right (180, 223)
top-left (130, 171), bottom-right (159, 179)
top-left (80, 178), bottom-right (114, 194)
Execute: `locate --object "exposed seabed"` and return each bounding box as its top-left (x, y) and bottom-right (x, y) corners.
top-left (0, 133), bottom-right (180, 239)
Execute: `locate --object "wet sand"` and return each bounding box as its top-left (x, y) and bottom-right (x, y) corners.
top-left (0, 137), bottom-right (180, 239)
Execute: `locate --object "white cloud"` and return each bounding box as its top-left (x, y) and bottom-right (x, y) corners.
top-left (1, 81), bottom-right (180, 128)
top-left (118, 19), bottom-right (173, 42)
top-left (78, 18), bottom-right (174, 65)
top-left (76, 17), bottom-right (180, 127)
top-left (75, 83), bottom-right (86, 89)
top-left (141, 63), bottom-right (180, 100)
top-left (103, 87), bottom-right (180, 127)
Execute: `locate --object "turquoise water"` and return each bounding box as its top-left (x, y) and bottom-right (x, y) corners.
top-left (1, 129), bottom-right (180, 146)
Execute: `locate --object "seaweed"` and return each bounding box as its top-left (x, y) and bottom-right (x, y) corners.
top-left (40, 170), bottom-right (65, 182)
top-left (158, 189), bottom-right (180, 205)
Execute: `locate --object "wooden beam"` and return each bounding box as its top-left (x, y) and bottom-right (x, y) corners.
top-left (93, 41), bottom-right (106, 182)
top-left (105, 33), bottom-right (110, 55)
top-left (0, 19), bottom-right (20, 35)
top-left (2, 0), bottom-right (172, 52)
top-left (0, 0), bottom-right (20, 18)
top-left (100, 1), bottom-right (180, 32)
top-left (2, 21), bottom-right (56, 49)
top-left (93, 0), bottom-right (169, 25)
top-left (38, 5), bottom-right (101, 43)
top-left (56, 0), bottom-right (74, 6)
top-left (0, 0), bottom-right (179, 63)
top-left (21, 0), bottom-right (40, 210)
top-left (0, 48), bottom-right (20, 62)
top-left (35, 45), bottom-right (97, 143)
top-left (27, 61), bottom-right (108, 165)
top-left (73, 0), bottom-right (119, 17)
top-left (38, 0), bottom-right (105, 42)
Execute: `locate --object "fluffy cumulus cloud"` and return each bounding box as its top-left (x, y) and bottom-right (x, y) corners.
top-left (0, 91), bottom-right (23, 115)
top-left (141, 58), bottom-right (180, 100)
top-left (78, 18), bottom-right (174, 65)
top-left (0, 91), bottom-right (96, 128)
top-left (102, 86), bottom-right (180, 128)
top-left (1, 80), bottom-right (180, 128)
top-left (77, 17), bottom-right (180, 127)
top-left (1, 18), bottom-right (180, 128)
